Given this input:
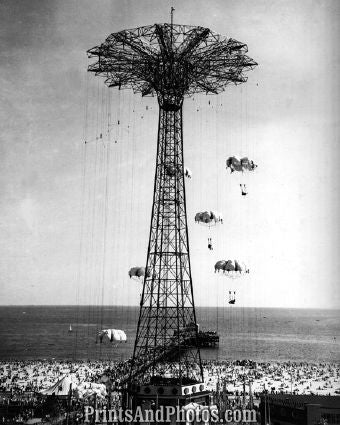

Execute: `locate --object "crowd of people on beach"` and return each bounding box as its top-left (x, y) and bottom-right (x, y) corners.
top-left (202, 360), bottom-right (340, 397)
top-left (1, 359), bottom-right (339, 398)
top-left (0, 359), bottom-right (339, 423)
top-left (0, 360), bottom-right (110, 394)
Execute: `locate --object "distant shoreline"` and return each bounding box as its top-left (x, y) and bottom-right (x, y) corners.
top-left (0, 305), bottom-right (339, 310)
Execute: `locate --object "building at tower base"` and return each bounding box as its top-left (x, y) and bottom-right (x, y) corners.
top-left (126, 382), bottom-right (212, 425)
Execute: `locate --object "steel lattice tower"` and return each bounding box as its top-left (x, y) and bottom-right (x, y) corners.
top-left (88, 22), bottom-right (256, 388)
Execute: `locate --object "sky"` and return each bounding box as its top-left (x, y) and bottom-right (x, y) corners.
top-left (0, 0), bottom-right (339, 308)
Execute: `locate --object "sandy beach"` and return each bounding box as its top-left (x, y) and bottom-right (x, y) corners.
top-left (1, 360), bottom-right (339, 397)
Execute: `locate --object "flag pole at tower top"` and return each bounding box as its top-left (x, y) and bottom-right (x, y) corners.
top-left (171, 7), bottom-right (175, 48)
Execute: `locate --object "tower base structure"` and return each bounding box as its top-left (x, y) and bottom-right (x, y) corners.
top-left (125, 382), bottom-right (212, 425)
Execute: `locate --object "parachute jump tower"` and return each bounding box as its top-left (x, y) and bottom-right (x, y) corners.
top-left (88, 14), bottom-right (256, 410)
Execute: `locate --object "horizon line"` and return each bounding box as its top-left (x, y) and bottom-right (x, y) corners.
top-left (0, 304), bottom-right (339, 311)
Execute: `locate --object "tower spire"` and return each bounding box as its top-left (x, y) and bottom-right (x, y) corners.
top-left (171, 7), bottom-right (175, 26)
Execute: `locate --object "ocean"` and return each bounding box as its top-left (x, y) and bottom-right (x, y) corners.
top-left (0, 306), bottom-right (339, 363)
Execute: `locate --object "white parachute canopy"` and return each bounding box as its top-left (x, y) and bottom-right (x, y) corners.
top-left (226, 156), bottom-right (257, 173)
top-left (128, 266), bottom-right (150, 279)
top-left (214, 260), bottom-right (249, 278)
top-left (99, 329), bottom-right (127, 343)
top-left (195, 210), bottom-right (223, 225)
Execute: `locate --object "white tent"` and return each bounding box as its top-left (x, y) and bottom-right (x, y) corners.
top-left (41, 375), bottom-right (77, 396)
